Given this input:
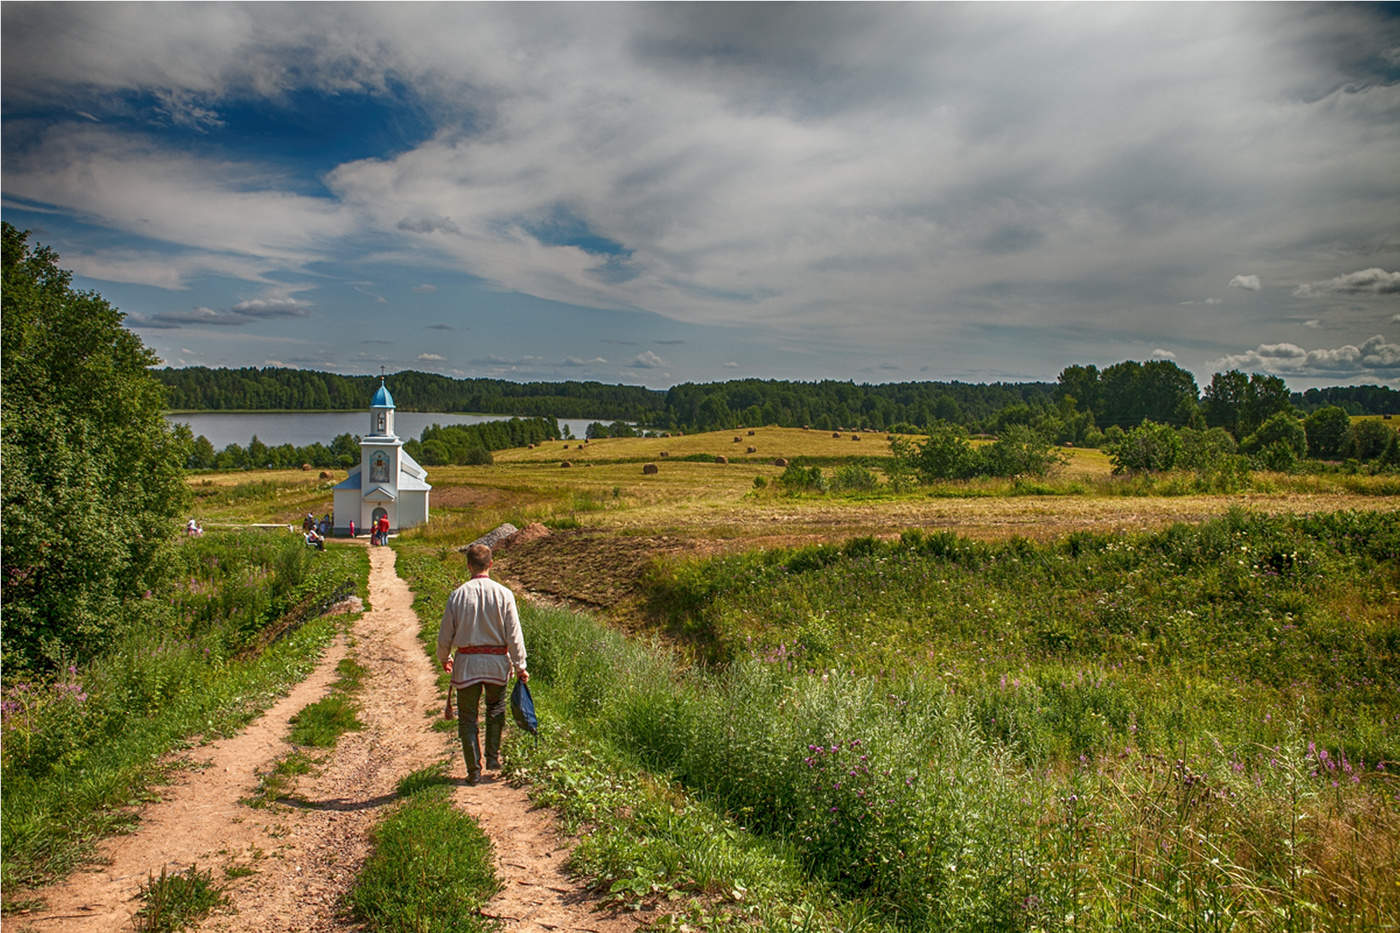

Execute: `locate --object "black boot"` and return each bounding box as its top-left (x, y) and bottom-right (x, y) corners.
top-left (484, 712), bottom-right (504, 771)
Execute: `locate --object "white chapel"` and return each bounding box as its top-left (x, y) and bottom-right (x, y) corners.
top-left (332, 379), bottom-right (431, 536)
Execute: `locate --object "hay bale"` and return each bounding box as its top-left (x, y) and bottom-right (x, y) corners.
top-left (746, 446), bottom-right (757, 453)
top-left (747, 430), bottom-right (755, 436)
top-left (301, 462), bottom-right (312, 471)
top-left (773, 458), bottom-right (788, 467)
top-left (832, 432), bottom-right (842, 438)
top-left (319, 471), bottom-right (332, 479)
top-left (733, 436), bottom-right (742, 442)
top-left (715, 455), bottom-right (728, 464)
top-left (560, 460), bottom-right (573, 468)
top-left (642, 463), bottom-right (659, 475)
top-left (659, 451), bottom-right (669, 458)
top-left (852, 435), bottom-right (861, 441)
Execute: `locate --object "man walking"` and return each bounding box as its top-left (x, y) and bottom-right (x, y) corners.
top-left (436, 544), bottom-right (528, 784)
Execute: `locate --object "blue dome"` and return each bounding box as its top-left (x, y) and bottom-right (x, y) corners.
top-left (371, 381), bottom-right (395, 408)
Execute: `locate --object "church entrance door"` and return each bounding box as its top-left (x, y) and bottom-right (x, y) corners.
top-left (372, 507), bottom-right (388, 527)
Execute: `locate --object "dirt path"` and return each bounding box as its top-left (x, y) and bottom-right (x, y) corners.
top-left (17, 544), bottom-right (637, 933)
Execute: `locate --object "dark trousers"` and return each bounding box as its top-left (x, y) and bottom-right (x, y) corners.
top-left (457, 682), bottom-right (507, 777)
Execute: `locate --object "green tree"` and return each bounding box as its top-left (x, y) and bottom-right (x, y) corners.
top-left (908, 422), bottom-right (978, 481)
top-left (2, 224), bottom-right (190, 672)
top-left (1241, 412), bottom-right (1307, 472)
top-left (1303, 406), bottom-right (1351, 459)
top-left (1106, 420), bottom-right (1183, 474)
top-left (976, 425), bottom-right (1063, 477)
top-left (1343, 419), bottom-right (1399, 461)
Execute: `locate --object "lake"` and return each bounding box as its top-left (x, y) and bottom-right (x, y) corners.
top-left (166, 411), bottom-right (602, 449)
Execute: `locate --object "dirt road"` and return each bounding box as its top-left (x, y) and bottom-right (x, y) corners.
top-left (16, 544), bottom-right (635, 933)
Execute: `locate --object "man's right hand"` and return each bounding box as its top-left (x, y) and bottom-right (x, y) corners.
top-left (517, 669), bottom-right (529, 684)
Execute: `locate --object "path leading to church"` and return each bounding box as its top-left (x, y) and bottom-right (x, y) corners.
top-left (16, 543), bottom-right (638, 933)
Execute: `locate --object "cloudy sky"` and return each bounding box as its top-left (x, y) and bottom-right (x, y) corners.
top-left (4, 3), bottom-right (1399, 390)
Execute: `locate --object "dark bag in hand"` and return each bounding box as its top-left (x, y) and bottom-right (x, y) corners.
top-left (510, 678), bottom-right (538, 736)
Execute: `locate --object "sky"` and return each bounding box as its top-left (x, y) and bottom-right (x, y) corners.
top-left (3, 3), bottom-right (1399, 392)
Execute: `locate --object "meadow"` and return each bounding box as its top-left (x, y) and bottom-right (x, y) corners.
top-left (375, 428), bottom-right (1399, 930)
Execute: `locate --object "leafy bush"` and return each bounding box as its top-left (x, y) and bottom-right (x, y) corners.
top-left (1241, 411), bottom-right (1307, 468)
top-left (1345, 419), bottom-right (1400, 462)
top-left (1105, 419), bottom-right (1181, 473)
top-left (779, 462), bottom-right (827, 493)
top-left (829, 463), bottom-right (879, 492)
top-left (1305, 405), bottom-right (1352, 458)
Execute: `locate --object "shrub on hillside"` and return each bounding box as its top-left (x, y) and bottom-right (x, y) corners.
top-left (1106, 420), bottom-right (1182, 474)
top-left (1304, 406), bottom-right (1352, 459)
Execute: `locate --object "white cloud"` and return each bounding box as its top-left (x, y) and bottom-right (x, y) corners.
top-left (1294, 268), bottom-right (1400, 298)
top-left (628, 350), bottom-right (666, 369)
top-left (1151, 348), bottom-right (1176, 360)
top-left (418, 352), bottom-right (446, 362)
top-left (1304, 319), bottom-right (1322, 329)
top-left (1213, 335), bottom-right (1400, 377)
top-left (5, 4), bottom-right (1400, 366)
top-left (562, 356), bottom-right (607, 367)
top-left (411, 283), bottom-right (438, 293)
top-left (231, 296), bottom-right (312, 317)
top-left (3, 124), bottom-right (355, 286)
top-left (724, 361), bottom-right (739, 368)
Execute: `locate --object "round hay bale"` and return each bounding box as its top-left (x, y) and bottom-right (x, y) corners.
top-left (852, 435), bottom-right (861, 441)
top-left (773, 458), bottom-right (788, 467)
top-left (319, 471), bottom-right (332, 479)
top-left (301, 462), bottom-right (312, 471)
top-left (733, 436), bottom-right (742, 442)
top-left (747, 429), bottom-right (755, 436)
top-left (642, 463), bottom-right (659, 475)
top-left (832, 431), bottom-right (842, 438)
top-left (528, 443), bottom-right (535, 449)
top-left (746, 446), bottom-right (757, 453)
top-left (560, 460), bottom-right (573, 468)
top-left (659, 451), bottom-right (669, 457)
top-left (715, 455), bottom-right (728, 464)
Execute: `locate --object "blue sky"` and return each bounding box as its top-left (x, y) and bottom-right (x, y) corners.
top-left (3, 3), bottom-right (1399, 390)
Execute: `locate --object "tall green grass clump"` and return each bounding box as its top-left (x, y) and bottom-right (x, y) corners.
top-left (1, 530), bottom-right (368, 895)
top-left (347, 763), bottom-right (500, 932)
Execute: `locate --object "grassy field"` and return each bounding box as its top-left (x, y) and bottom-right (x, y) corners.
top-left (176, 429), bottom-right (1400, 929)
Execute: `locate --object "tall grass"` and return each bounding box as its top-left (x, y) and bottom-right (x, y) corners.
top-left (1, 531), bottom-right (368, 894)
top-left (394, 512), bottom-right (1399, 929)
top-left (523, 598), bottom-right (1399, 929)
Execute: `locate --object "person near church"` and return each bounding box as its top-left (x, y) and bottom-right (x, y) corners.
top-left (436, 543), bottom-right (528, 784)
top-left (349, 519), bottom-right (356, 539)
top-left (378, 513), bottom-right (390, 544)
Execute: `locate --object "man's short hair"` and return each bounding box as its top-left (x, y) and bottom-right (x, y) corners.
top-left (466, 543), bottom-right (492, 573)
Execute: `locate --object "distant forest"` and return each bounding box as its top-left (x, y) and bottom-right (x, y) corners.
top-left (156, 364), bottom-right (1400, 437)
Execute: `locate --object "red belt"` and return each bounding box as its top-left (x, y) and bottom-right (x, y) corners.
top-left (456, 645), bottom-right (508, 655)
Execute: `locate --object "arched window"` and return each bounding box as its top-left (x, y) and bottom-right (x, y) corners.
top-left (377, 412), bottom-right (386, 434)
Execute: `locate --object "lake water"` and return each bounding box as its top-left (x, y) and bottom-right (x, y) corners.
top-left (166, 411), bottom-right (600, 449)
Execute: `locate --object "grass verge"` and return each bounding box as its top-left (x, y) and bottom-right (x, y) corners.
top-left (1, 532), bottom-right (370, 897)
top-left (347, 763), bottom-right (501, 932)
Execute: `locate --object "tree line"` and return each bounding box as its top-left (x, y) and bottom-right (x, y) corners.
top-left (157, 366), bottom-right (666, 422)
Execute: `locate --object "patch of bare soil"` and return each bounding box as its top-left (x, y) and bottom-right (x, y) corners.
top-left (492, 530), bottom-right (694, 619)
top-left (15, 542), bottom-right (638, 933)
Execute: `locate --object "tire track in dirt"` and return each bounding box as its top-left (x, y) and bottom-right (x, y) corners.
top-left (15, 543), bottom-right (639, 933)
